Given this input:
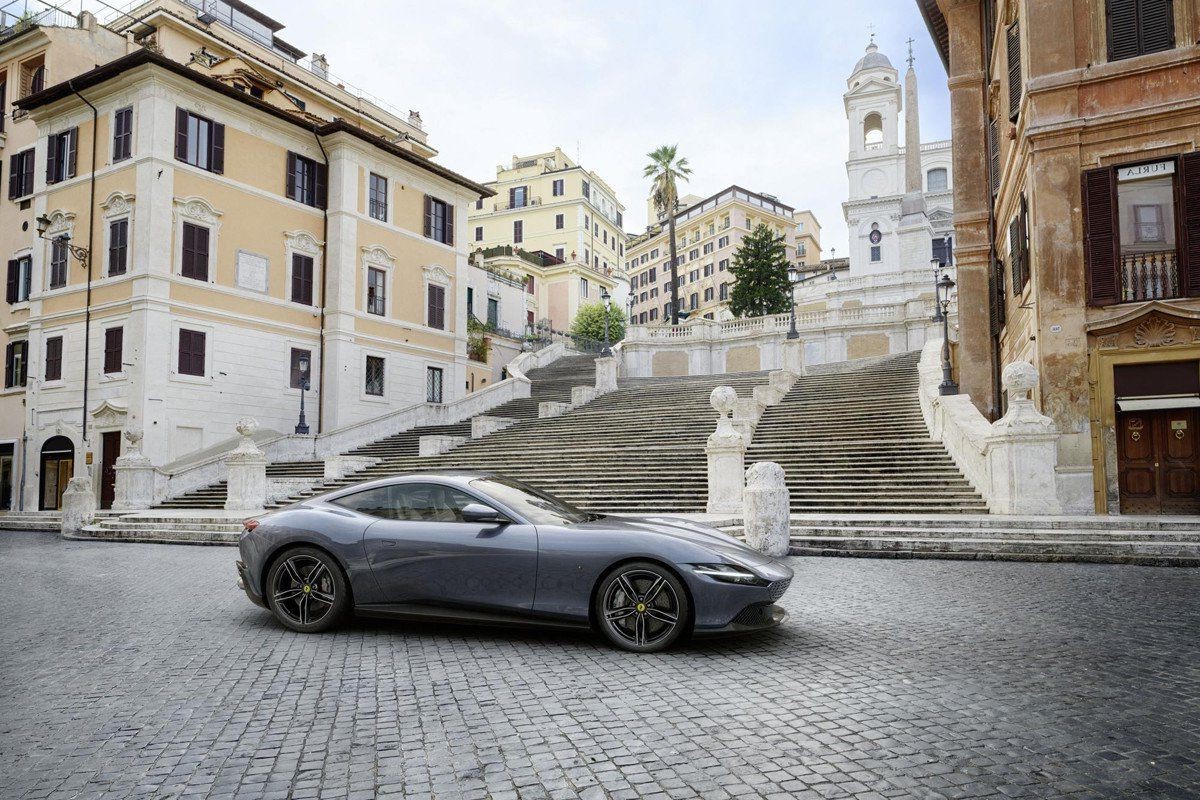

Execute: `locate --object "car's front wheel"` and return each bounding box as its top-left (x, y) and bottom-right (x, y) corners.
top-left (265, 547), bottom-right (349, 633)
top-left (594, 562), bottom-right (690, 653)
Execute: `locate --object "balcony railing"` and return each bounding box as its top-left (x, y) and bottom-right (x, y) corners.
top-left (494, 197), bottom-right (542, 212)
top-left (1121, 250), bottom-right (1180, 302)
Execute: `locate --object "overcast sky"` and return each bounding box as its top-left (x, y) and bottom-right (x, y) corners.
top-left (165, 0), bottom-right (951, 257)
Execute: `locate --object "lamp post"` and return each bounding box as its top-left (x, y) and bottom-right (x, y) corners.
top-left (295, 355), bottom-right (311, 435)
top-left (786, 264), bottom-right (800, 340)
top-left (627, 292), bottom-right (636, 326)
top-left (600, 287), bottom-right (612, 356)
top-left (930, 258), bottom-right (945, 323)
top-left (936, 272), bottom-right (959, 396)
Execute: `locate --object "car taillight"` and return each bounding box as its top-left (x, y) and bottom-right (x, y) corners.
top-left (243, 519), bottom-right (259, 532)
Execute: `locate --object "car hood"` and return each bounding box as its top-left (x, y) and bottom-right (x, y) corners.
top-left (570, 514), bottom-right (777, 567)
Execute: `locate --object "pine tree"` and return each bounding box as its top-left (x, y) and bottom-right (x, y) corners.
top-left (727, 224), bottom-right (792, 318)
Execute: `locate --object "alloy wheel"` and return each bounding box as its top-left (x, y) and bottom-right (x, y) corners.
top-left (601, 568), bottom-right (681, 648)
top-left (270, 554), bottom-right (337, 627)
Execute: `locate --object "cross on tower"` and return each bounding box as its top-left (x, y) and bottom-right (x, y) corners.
top-left (867, 23), bottom-right (876, 44)
top-left (907, 37), bottom-right (916, 68)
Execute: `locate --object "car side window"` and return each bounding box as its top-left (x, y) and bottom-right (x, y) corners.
top-left (332, 483), bottom-right (492, 523)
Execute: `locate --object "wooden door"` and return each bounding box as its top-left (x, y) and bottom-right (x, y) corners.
top-left (1118, 409), bottom-right (1200, 514)
top-left (100, 431), bottom-right (121, 510)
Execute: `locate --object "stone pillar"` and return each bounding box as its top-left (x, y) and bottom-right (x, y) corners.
top-left (594, 356), bottom-right (619, 395)
top-left (743, 462), bottom-right (790, 557)
top-left (781, 339), bottom-right (804, 376)
top-left (983, 362), bottom-right (1062, 515)
top-left (418, 434), bottom-right (468, 457)
top-left (571, 386), bottom-right (597, 406)
top-left (706, 386), bottom-right (745, 515)
top-left (60, 476), bottom-right (97, 537)
top-left (113, 428), bottom-right (155, 510)
top-left (471, 416), bottom-right (519, 439)
top-left (225, 418), bottom-right (268, 512)
top-left (539, 401), bottom-right (570, 418)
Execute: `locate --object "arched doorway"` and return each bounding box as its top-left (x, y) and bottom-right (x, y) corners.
top-left (40, 436), bottom-right (75, 511)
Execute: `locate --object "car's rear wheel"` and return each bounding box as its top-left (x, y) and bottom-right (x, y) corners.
top-left (265, 547), bottom-right (348, 633)
top-left (594, 562), bottom-right (690, 653)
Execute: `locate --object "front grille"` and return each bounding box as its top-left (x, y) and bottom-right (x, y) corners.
top-left (767, 577), bottom-right (792, 602)
top-left (731, 602), bottom-right (773, 627)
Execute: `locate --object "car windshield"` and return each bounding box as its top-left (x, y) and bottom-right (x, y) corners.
top-left (470, 476), bottom-right (597, 526)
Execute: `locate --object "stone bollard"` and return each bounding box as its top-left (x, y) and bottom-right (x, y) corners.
top-left (782, 338), bottom-right (805, 376)
top-left (225, 418), bottom-right (268, 512)
top-left (61, 474), bottom-right (97, 537)
top-left (743, 462), bottom-right (790, 556)
top-left (732, 395), bottom-right (764, 444)
top-left (113, 427), bottom-right (155, 510)
top-left (539, 401), bottom-right (570, 418)
top-left (984, 361), bottom-right (1062, 515)
top-left (418, 435), bottom-right (468, 457)
top-left (705, 386), bottom-right (745, 514)
top-left (471, 416), bottom-right (519, 439)
top-left (571, 385), bottom-right (598, 406)
top-left (594, 355), bottom-right (619, 395)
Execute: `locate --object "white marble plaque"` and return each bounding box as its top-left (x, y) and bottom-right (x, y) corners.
top-left (236, 251), bottom-right (269, 292)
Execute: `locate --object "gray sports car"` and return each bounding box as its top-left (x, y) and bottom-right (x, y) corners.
top-left (236, 472), bottom-right (792, 652)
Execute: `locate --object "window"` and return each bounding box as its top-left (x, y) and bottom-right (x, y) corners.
top-left (689, 269), bottom-right (699, 282)
top-left (509, 185), bottom-right (529, 209)
top-left (1133, 204), bottom-right (1165, 243)
top-left (555, 247), bottom-right (565, 260)
top-left (689, 293), bottom-right (698, 310)
top-left (426, 366), bottom-right (443, 403)
top-left (3, 340), bottom-right (27, 388)
top-left (932, 236), bottom-right (954, 267)
top-left (20, 57), bottom-right (44, 98)
top-left (582, 180), bottom-right (590, 198)
top-left (513, 220), bottom-right (523, 244)
top-left (689, 248), bottom-right (699, 262)
top-left (552, 179), bottom-right (564, 196)
top-left (720, 282), bottom-right (729, 300)
top-left (650, 248), bottom-right (659, 259)
top-left (365, 355), bottom-right (385, 396)
top-left (49, 237), bottom-right (68, 288)
top-left (649, 267), bottom-right (656, 282)
top-left (870, 245), bottom-right (882, 262)
top-left (927, 168), bottom-right (948, 192)
top-left (1006, 21), bottom-right (1022, 121)
top-left (555, 213), bottom-right (564, 230)
top-left (580, 277), bottom-right (589, 298)
top-left (367, 267), bottom-right (387, 315)
top-left (103, 327), bottom-right (123, 374)
top-left (487, 297), bottom-right (499, 328)
top-left (863, 112), bottom-right (883, 149)
top-left (108, 219), bottom-right (128, 276)
top-left (475, 226), bottom-right (484, 242)
top-left (703, 264), bottom-right (713, 277)
top-left (603, 230), bottom-right (608, 245)
top-left (45, 128), bottom-right (78, 185)
top-left (704, 287), bottom-right (714, 302)
top-left (174, 109), bottom-right (224, 174)
top-left (286, 152), bottom-right (327, 208)
top-left (649, 308), bottom-right (658, 321)
top-left (177, 329), bottom-right (205, 377)
top-left (44, 336), bottom-right (62, 381)
top-left (1008, 196), bottom-right (1031, 296)
top-left (719, 258), bottom-right (729, 271)
top-left (424, 196), bottom-right (454, 245)
top-left (8, 149), bottom-right (34, 199)
top-left (5, 256), bottom-right (31, 303)
top-left (331, 482), bottom-right (485, 521)
top-left (369, 173), bottom-right (388, 221)
top-left (112, 107), bottom-right (133, 162)
top-left (466, 286), bottom-right (473, 316)
top-left (1107, 0), bottom-right (1175, 62)
top-left (525, 274), bottom-right (534, 293)
top-left (289, 348), bottom-right (311, 389)
top-left (180, 222), bottom-right (210, 281)
top-left (1112, 160), bottom-right (1180, 301)
top-left (291, 253), bottom-right (314, 305)
top-left (427, 283), bottom-right (446, 330)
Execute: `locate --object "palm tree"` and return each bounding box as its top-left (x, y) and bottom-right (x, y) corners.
top-left (644, 145), bottom-right (692, 324)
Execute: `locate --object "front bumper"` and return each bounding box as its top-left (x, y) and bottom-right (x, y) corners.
top-left (693, 602), bottom-right (787, 636)
top-left (236, 560), bottom-right (266, 608)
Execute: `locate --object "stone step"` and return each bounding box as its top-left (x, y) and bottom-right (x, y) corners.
top-left (786, 535), bottom-right (1200, 566)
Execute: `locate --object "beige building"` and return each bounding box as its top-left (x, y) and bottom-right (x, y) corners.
top-left (625, 187), bottom-right (820, 323)
top-left (1, 0), bottom-right (489, 511)
top-left (918, 0), bottom-right (1200, 515)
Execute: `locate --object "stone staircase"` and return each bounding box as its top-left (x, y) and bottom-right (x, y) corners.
top-left (77, 512), bottom-right (246, 545)
top-left (0, 511), bottom-right (63, 531)
top-left (748, 351), bottom-right (989, 514)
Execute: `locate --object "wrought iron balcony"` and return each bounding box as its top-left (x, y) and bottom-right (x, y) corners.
top-left (494, 197), bottom-right (542, 212)
top-left (1121, 250), bottom-right (1180, 302)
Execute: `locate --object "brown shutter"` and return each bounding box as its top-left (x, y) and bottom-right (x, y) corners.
top-left (315, 161), bottom-right (328, 209)
top-left (508, 187), bottom-right (515, 207)
top-left (195, 225), bottom-right (210, 281)
top-left (8, 154), bottom-right (18, 199)
top-left (987, 121), bottom-right (1000, 197)
top-left (444, 202), bottom-right (454, 246)
top-left (1140, 0), bottom-right (1175, 53)
top-left (1107, 0), bottom-right (1140, 60)
top-left (66, 128), bottom-right (77, 178)
top-left (21, 151), bottom-right (32, 196)
top-left (1006, 22), bottom-right (1022, 121)
top-left (1082, 167), bottom-right (1119, 306)
top-left (1019, 193), bottom-right (1030, 288)
top-left (181, 223), bottom-right (195, 278)
top-left (1008, 217), bottom-right (1023, 295)
top-left (104, 327), bottom-right (123, 373)
top-left (45, 337), bottom-right (61, 381)
top-left (175, 108), bottom-right (189, 161)
top-left (5, 259), bottom-right (17, 304)
top-left (285, 152), bottom-right (297, 200)
top-left (210, 122), bottom-right (225, 174)
top-left (1179, 151), bottom-right (1200, 297)
top-left (45, 134), bottom-right (58, 184)
top-left (423, 195), bottom-right (432, 238)
top-left (989, 253), bottom-right (1006, 335)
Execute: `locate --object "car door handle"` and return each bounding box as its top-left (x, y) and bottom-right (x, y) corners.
top-left (381, 539), bottom-right (397, 546)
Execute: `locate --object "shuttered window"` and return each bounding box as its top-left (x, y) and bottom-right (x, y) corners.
top-left (1082, 168), bottom-right (1120, 306)
top-left (286, 152), bottom-right (327, 208)
top-left (1107, 0), bottom-right (1175, 62)
top-left (4, 340), bottom-right (27, 388)
top-left (8, 149), bottom-right (34, 199)
top-left (1006, 22), bottom-right (1022, 122)
top-left (112, 106), bottom-right (133, 162)
top-left (44, 336), bottom-right (62, 381)
top-left (108, 219), bottom-right (128, 276)
top-left (6, 256), bottom-right (31, 304)
top-left (291, 253), bottom-right (314, 305)
top-left (423, 196), bottom-right (454, 245)
top-left (180, 222), bottom-right (210, 281)
top-left (174, 108), bottom-right (224, 174)
top-left (513, 220), bottom-right (523, 244)
top-left (1009, 195), bottom-right (1030, 295)
top-left (177, 329), bottom-right (206, 376)
top-left (49, 237), bottom-right (68, 289)
top-left (103, 327), bottom-right (123, 374)
top-left (990, 253), bottom-right (1007, 335)
top-left (427, 284), bottom-right (446, 330)
top-left (45, 127), bottom-right (78, 185)
top-left (1181, 152), bottom-right (1200, 297)
top-left (987, 121), bottom-right (1000, 197)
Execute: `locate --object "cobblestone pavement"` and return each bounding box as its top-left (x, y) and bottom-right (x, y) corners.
top-left (2, 531), bottom-right (1198, 800)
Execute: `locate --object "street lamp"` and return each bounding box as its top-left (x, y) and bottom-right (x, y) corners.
top-left (930, 258), bottom-right (945, 323)
top-left (936, 272), bottom-right (959, 396)
top-left (627, 292), bottom-right (636, 326)
top-left (295, 354), bottom-right (311, 435)
top-left (36, 214), bottom-right (90, 267)
top-left (786, 264), bottom-right (800, 340)
top-left (600, 287), bottom-right (612, 356)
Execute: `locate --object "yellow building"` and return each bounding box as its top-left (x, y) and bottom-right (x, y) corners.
top-left (1, 0), bottom-right (489, 511)
top-left (624, 186), bottom-right (821, 323)
top-left (468, 148), bottom-right (625, 331)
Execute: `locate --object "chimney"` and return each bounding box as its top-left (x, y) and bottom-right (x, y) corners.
top-left (310, 53), bottom-right (328, 79)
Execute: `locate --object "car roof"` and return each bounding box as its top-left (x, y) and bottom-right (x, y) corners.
top-left (306, 471), bottom-right (500, 502)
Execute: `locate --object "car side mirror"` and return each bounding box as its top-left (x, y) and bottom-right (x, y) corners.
top-left (461, 503), bottom-right (509, 524)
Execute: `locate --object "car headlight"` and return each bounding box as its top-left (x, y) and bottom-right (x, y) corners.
top-left (691, 563), bottom-right (769, 586)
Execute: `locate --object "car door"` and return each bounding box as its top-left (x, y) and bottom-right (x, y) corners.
top-left (349, 482), bottom-right (538, 616)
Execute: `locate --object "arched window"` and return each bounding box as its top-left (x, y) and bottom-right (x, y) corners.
top-left (927, 167), bottom-right (948, 192)
top-left (863, 113), bottom-right (883, 149)
top-left (868, 223), bottom-right (882, 262)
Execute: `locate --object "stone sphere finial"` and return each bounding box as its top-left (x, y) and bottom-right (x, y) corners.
top-left (1001, 361), bottom-right (1038, 400)
top-left (710, 386), bottom-right (737, 417)
top-left (236, 417), bottom-right (259, 438)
